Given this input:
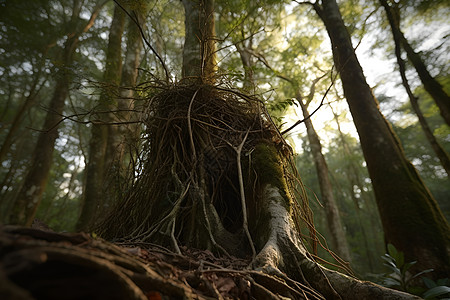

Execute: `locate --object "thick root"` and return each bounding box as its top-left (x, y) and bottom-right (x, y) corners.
top-left (252, 184), bottom-right (421, 300)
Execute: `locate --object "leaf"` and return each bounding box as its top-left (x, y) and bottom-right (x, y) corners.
top-left (423, 286), bottom-right (450, 299)
top-left (387, 243), bottom-right (398, 258)
top-left (410, 269), bottom-right (434, 281)
top-left (437, 278), bottom-right (450, 286)
top-left (423, 277), bottom-right (437, 289)
top-left (383, 277), bottom-right (401, 287)
top-left (401, 261), bottom-right (417, 274)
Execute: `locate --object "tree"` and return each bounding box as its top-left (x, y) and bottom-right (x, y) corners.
top-left (77, 4), bottom-right (126, 231)
top-left (10, 1), bottom-right (104, 226)
top-left (379, 0), bottom-right (450, 178)
top-left (390, 1), bottom-right (450, 127)
top-left (182, 0), bottom-right (216, 82)
top-left (95, 1), bottom-right (422, 298)
top-left (313, 0), bottom-right (450, 279)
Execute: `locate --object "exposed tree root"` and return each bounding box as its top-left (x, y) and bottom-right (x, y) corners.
top-left (0, 225), bottom-right (419, 299)
top-left (251, 185), bottom-right (421, 300)
top-left (60, 83), bottom-right (421, 299)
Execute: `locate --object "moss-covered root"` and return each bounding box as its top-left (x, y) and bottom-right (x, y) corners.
top-left (252, 184), bottom-right (421, 300)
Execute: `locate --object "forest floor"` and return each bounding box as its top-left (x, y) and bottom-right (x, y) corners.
top-left (0, 224), bottom-right (321, 300)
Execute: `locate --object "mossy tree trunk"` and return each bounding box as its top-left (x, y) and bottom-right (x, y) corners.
top-left (380, 0), bottom-right (450, 178)
top-left (182, 0), bottom-right (216, 82)
top-left (97, 84), bottom-right (421, 299)
top-left (314, 0), bottom-right (450, 279)
top-left (77, 4), bottom-right (126, 231)
top-left (10, 2), bottom-right (103, 226)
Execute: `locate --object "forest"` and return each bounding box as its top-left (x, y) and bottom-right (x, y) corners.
top-left (0, 0), bottom-right (449, 299)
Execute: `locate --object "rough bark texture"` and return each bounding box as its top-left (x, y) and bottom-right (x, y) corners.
top-left (314, 0), bottom-right (450, 279)
top-left (10, 2), bottom-right (102, 226)
top-left (182, 0), bottom-right (217, 82)
top-left (77, 5), bottom-right (126, 231)
top-left (380, 0), bottom-right (450, 178)
top-left (298, 97), bottom-right (352, 263)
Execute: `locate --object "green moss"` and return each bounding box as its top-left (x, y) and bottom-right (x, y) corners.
top-left (251, 141), bottom-right (292, 210)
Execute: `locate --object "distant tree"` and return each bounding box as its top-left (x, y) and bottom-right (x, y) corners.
top-left (10, 0), bottom-right (104, 226)
top-left (77, 4), bottom-right (126, 231)
top-left (313, 0), bottom-right (450, 279)
top-left (382, 0), bottom-right (450, 126)
top-left (379, 0), bottom-right (450, 178)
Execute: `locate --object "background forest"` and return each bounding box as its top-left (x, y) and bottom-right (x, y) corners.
top-left (0, 0), bottom-right (449, 285)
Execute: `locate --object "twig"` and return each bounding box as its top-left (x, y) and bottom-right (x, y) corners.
top-left (226, 129), bottom-right (256, 259)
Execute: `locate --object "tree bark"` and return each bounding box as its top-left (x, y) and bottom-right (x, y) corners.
top-left (380, 0), bottom-right (450, 178)
top-left (182, 0), bottom-right (217, 82)
top-left (298, 96), bottom-right (352, 263)
top-left (77, 4), bottom-right (126, 231)
top-left (314, 0), bottom-right (450, 279)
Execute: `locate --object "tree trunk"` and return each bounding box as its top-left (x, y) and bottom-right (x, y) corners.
top-left (0, 51), bottom-right (50, 164)
top-left (314, 0), bottom-right (450, 279)
top-left (235, 41), bottom-right (255, 92)
top-left (106, 6), bottom-right (147, 207)
top-left (382, 2), bottom-right (450, 126)
top-left (77, 5), bottom-right (126, 231)
top-left (182, 0), bottom-right (216, 82)
top-left (9, 34), bottom-right (73, 225)
top-left (298, 96), bottom-right (352, 263)
top-left (10, 3), bottom-right (103, 226)
top-left (330, 106), bottom-right (377, 272)
top-left (380, 0), bottom-right (450, 178)
top-left (400, 32), bottom-right (450, 127)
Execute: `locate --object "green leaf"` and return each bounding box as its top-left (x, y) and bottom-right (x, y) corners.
top-left (383, 277), bottom-right (401, 287)
top-left (410, 269), bottom-right (434, 281)
top-left (387, 243), bottom-right (398, 258)
top-left (423, 286), bottom-right (450, 299)
top-left (387, 243), bottom-right (405, 266)
top-left (401, 261), bottom-right (417, 274)
top-left (423, 277), bottom-right (437, 289)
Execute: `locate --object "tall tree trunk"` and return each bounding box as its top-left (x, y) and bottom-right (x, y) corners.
top-left (77, 5), bottom-right (126, 231)
top-left (182, 0), bottom-right (216, 82)
top-left (380, 0), bottom-right (450, 178)
top-left (382, 1), bottom-right (450, 126)
top-left (314, 0), bottom-right (450, 279)
top-left (9, 3), bottom-right (102, 226)
top-left (330, 106), bottom-right (378, 272)
top-left (298, 96), bottom-right (352, 263)
top-left (104, 6), bottom-right (147, 211)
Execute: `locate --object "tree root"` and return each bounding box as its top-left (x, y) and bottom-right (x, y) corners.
top-left (1, 223), bottom-right (420, 299)
top-left (251, 184), bottom-right (422, 300)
